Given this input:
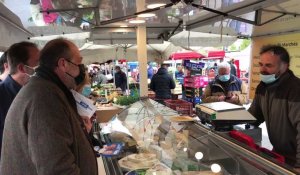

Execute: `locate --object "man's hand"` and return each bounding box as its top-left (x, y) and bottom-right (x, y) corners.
top-left (218, 95), bottom-right (226, 101)
top-left (294, 167), bottom-right (300, 173)
top-left (225, 94), bottom-right (239, 104)
top-left (81, 116), bottom-right (92, 133)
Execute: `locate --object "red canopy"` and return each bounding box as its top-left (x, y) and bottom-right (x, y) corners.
top-left (169, 52), bottom-right (205, 60)
top-left (118, 59), bottom-right (127, 64)
top-left (207, 50), bottom-right (225, 58)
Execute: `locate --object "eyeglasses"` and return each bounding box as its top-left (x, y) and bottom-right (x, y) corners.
top-left (65, 59), bottom-right (85, 72)
top-left (65, 59), bottom-right (81, 67)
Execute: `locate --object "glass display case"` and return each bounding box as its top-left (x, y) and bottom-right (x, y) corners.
top-left (98, 99), bottom-right (297, 175)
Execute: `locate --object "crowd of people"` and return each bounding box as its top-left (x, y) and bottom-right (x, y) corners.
top-left (0, 38), bottom-right (300, 173)
top-left (0, 39), bottom-right (98, 174)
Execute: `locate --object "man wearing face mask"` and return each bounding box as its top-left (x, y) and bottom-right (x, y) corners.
top-left (0, 38), bottom-right (98, 175)
top-left (0, 42), bottom-right (39, 159)
top-left (248, 45), bottom-right (300, 171)
top-left (202, 61), bottom-right (248, 105)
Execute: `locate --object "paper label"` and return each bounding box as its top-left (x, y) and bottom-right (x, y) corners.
top-left (71, 90), bottom-right (96, 118)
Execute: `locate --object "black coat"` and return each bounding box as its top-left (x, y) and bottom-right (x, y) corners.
top-left (150, 68), bottom-right (175, 99)
top-left (114, 71), bottom-right (127, 91)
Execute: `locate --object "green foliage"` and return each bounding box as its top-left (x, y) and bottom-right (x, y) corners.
top-left (229, 44), bottom-right (237, 51)
top-left (83, 11), bottom-right (94, 20)
top-left (115, 89), bottom-right (139, 106)
top-left (129, 83), bottom-right (139, 90)
top-left (240, 39), bottom-right (251, 51)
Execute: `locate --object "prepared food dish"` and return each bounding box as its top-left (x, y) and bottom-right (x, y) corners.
top-left (145, 163), bottom-right (172, 175)
top-left (119, 153), bottom-right (159, 171)
top-left (128, 153), bottom-right (156, 163)
top-left (182, 171), bottom-right (221, 175)
top-left (96, 102), bottom-right (113, 108)
top-left (170, 116), bottom-right (196, 122)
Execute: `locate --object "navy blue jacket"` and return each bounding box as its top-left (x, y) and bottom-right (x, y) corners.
top-left (150, 68), bottom-right (175, 99)
top-left (0, 75), bottom-right (22, 158)
top-left (209, 75), bottom-right (242, 94)
top-left (202, 74), bottom-right (248, 105)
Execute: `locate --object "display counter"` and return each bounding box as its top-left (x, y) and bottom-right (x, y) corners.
top-left (97, 99), bottom-right (297, 175)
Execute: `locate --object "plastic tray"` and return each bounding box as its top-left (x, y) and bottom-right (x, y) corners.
top-left (164, 99), bottom-right (193, 115)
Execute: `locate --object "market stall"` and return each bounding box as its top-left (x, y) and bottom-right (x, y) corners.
top-left (94, 99), bottom-right (297, 175)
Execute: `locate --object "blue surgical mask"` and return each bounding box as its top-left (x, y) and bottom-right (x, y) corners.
top-left (219, 74), bottom-right (230, 82)
top-left (82, 85), bottom-right (92, 97)
top-left (260, 74), bottom-right (277, 84)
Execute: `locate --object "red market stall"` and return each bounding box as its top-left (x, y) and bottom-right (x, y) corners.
top-left (169, 51), bottom-right (205, 60)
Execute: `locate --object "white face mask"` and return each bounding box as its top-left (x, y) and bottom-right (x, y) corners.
top-left (24, 65), bottom-right (38, 77)
top-left (260, 74), bottom-right (277, 84)
top-left (260, 63), bottom-right (285, 84)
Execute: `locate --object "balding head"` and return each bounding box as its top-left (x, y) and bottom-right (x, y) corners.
top-left (39, 38), bottom-right (75, 70)
top-left (39, 38), bottom-right (83, 89)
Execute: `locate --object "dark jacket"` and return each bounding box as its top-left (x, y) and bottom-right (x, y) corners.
top-left (0, 69), bottom-right (98, 175)
top-left (150, 67), bottom-right (175, 99)
top-left (230, 62), bottom-right (237, 76)
top-left (115, 71), bottom-right (127, 91)
top-left (202, 75), bottom-right (247, 105)
top-left (0, 75), bottom-right (22, 159)
top-left (248, 70), bottom-right (300, 167)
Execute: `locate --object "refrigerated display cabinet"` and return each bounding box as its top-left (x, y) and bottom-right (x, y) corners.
top-left (97, 98), bottom-right (297, 175)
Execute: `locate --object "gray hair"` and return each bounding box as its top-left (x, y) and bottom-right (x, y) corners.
top-left (217, 61), bottom-right (231, 71)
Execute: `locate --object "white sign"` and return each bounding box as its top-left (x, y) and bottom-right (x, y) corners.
top-left (71, 90), bottom-right (97, 118)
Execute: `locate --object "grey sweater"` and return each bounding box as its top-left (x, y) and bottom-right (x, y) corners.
top-left (249, 70), bottom-right (300, 167)
top-left (0, 76), bottom-right (98, 175)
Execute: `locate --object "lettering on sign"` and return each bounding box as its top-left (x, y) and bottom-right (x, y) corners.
top-left (253, 56), bottom-right (259, 60)
top-left (277, 42), bottom-right (298, 47)
top-left (251, 79), bottom-right (261, 84)
top-left (251, 87), bottom-right (257, 91)
top-left (291, 55), bottom-right (300, 59)
top-left (183, 60), bottom-right (205, 71)
top-left (253, 63), bottom-right (260, 68)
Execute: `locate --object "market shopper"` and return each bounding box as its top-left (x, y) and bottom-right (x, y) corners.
top-left (175, 65), bottom-right (184, 80)
top-left (248, 45), bottom-right (300, 171)
top-left (114, 65), bottom-right (127, 92)
top-left (0, 38), bottom-right (98, 175)
top-left (229, 58), bottom-right (237, 76)
top-left (92, 66), bottom-right (107, 85)
top-left (0, 52), bottom-right (9, 82)
top-left (150, 64), bottom-right (176, 102)
top-left (202, 61), bottom-right (247, 105)
top-left (147, 63), bottom-right (154, 79)
top-left (0, 42), bottom-right (39, 159)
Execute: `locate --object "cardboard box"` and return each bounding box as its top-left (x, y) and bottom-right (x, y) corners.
top-left (96, 107), bottom-right (123, 123)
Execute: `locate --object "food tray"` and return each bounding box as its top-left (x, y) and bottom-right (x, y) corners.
top-left (164, 99), bottom-right (193, 115)
top-left (119, 153), bottom-right (159, 171)
top-left (170, 116), bottom-right (197, 122)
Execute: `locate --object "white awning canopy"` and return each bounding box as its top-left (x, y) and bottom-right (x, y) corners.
top-left (0, 3), bottom-right (31, 51)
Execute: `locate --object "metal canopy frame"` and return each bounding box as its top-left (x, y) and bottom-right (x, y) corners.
top-left (38, 0), bottom-right (300, 40)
